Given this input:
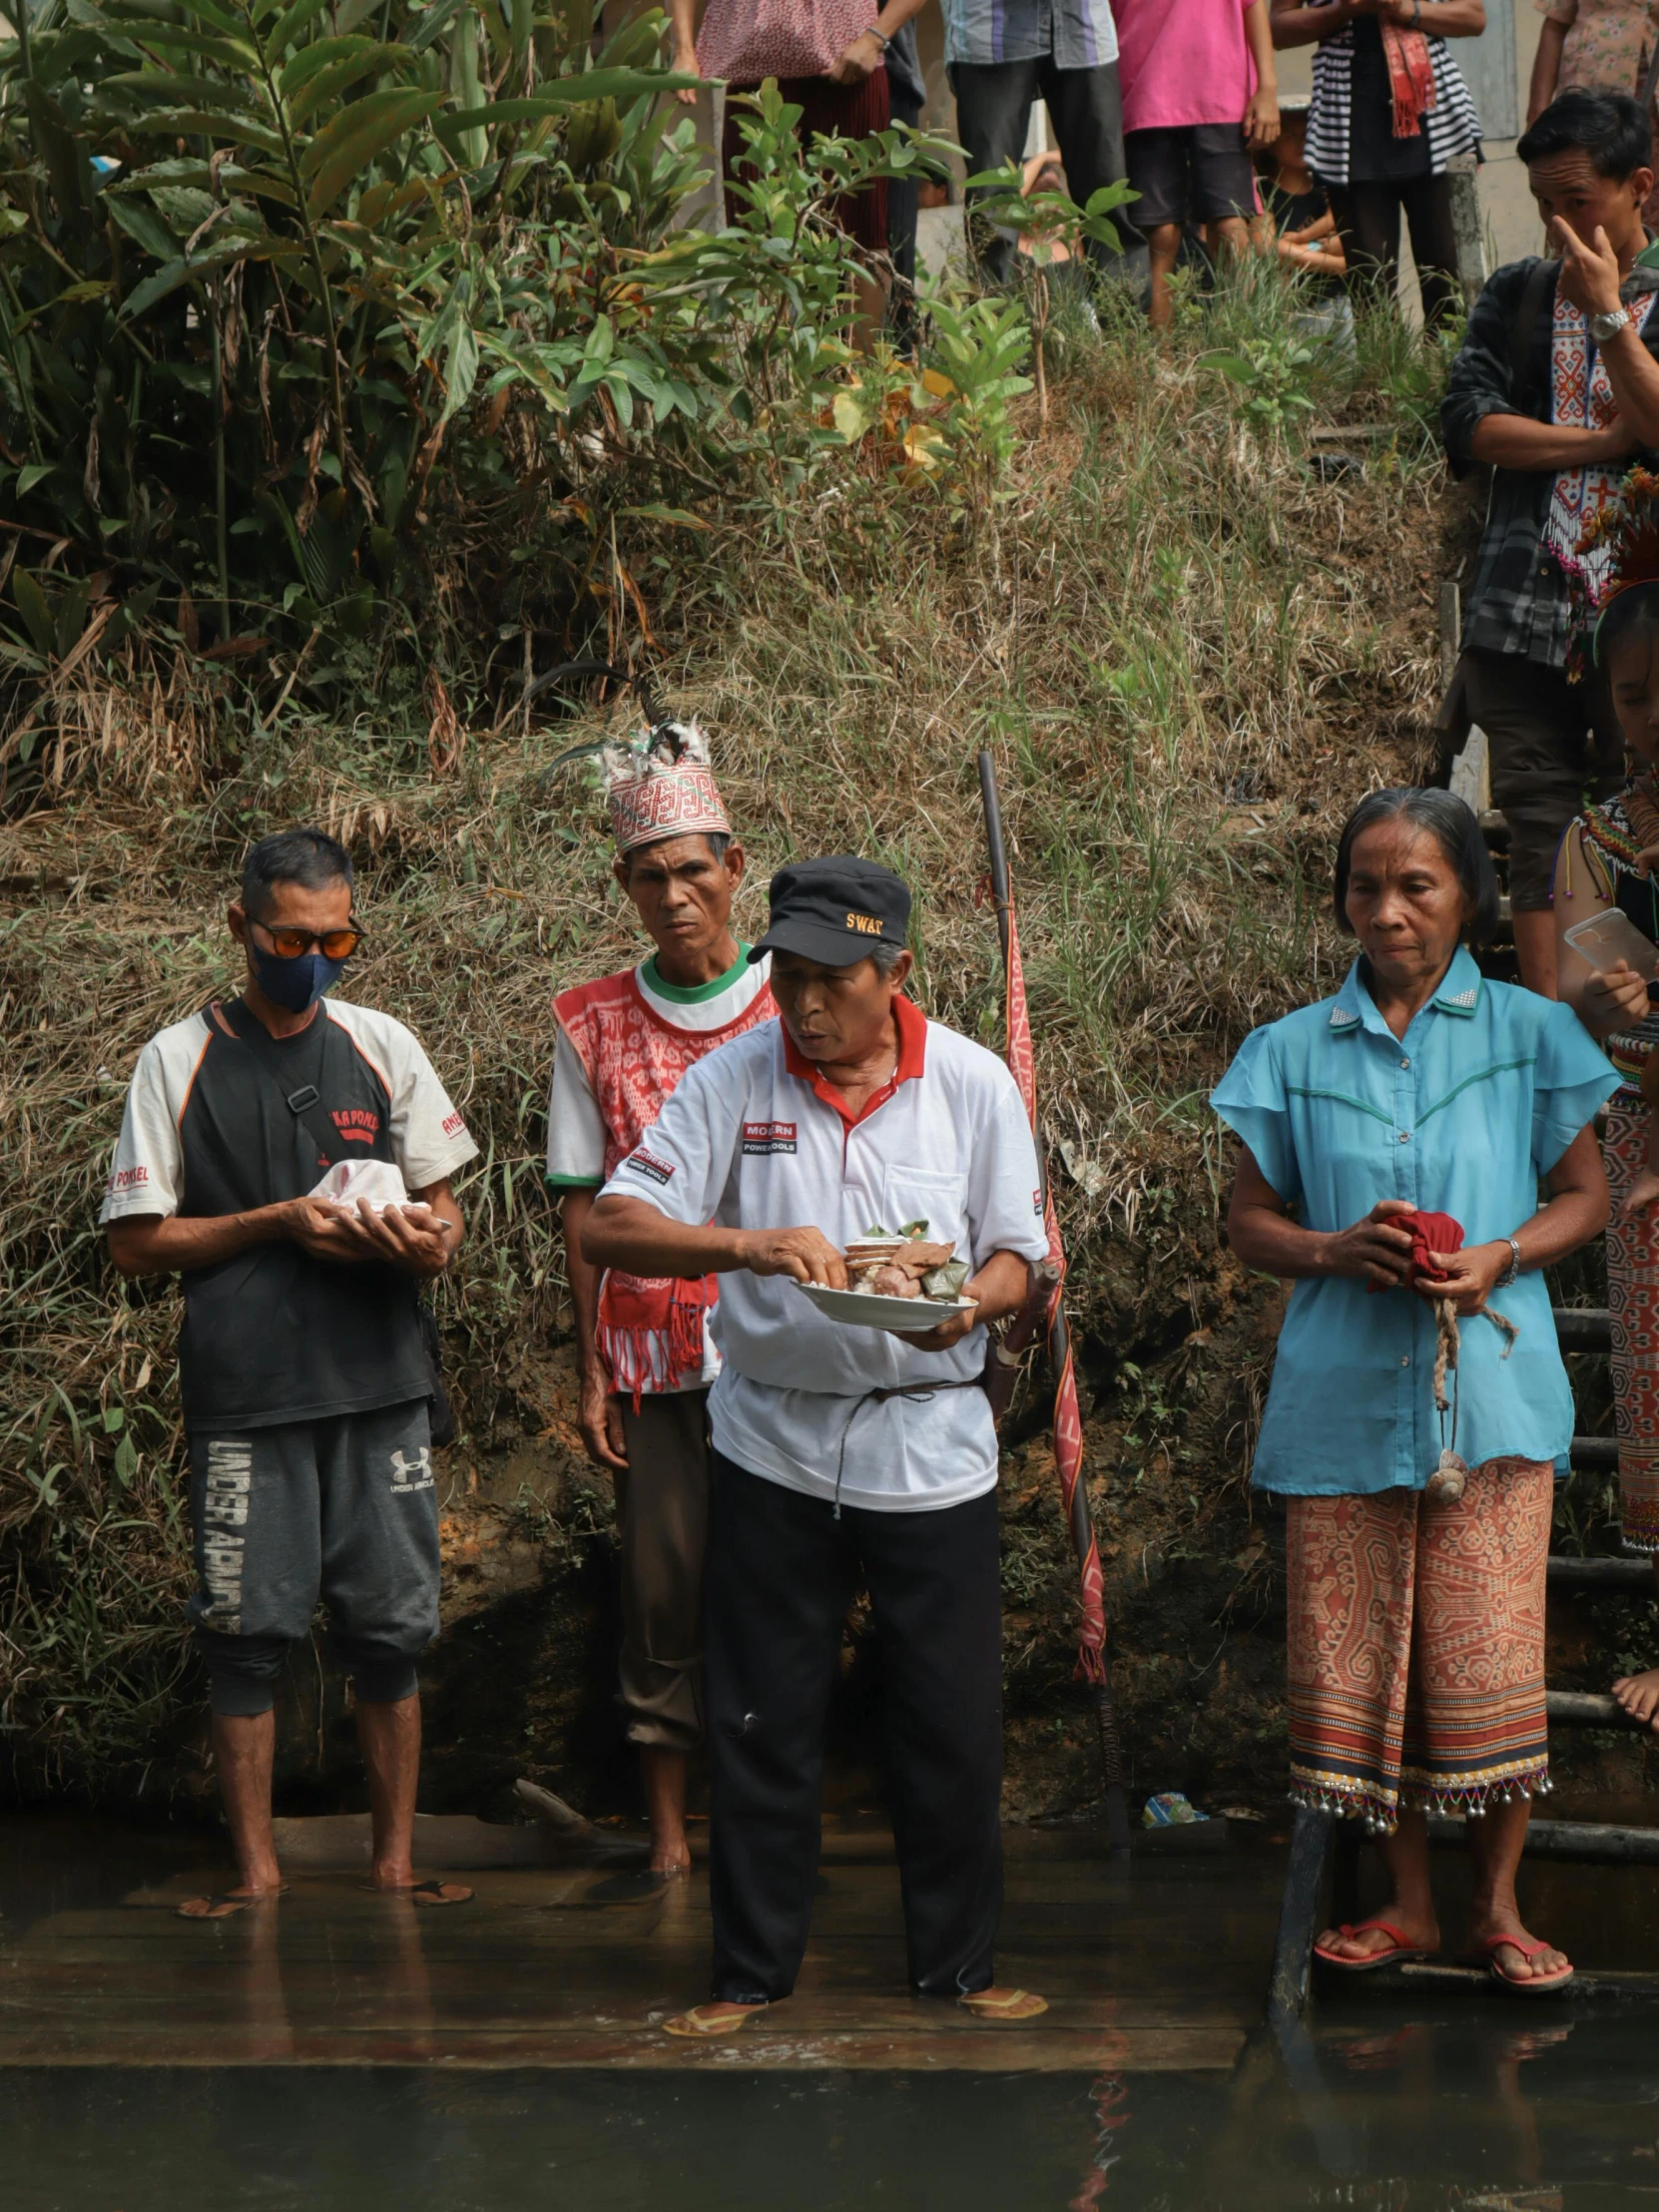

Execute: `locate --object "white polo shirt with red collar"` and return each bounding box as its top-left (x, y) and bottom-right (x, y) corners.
top-left (597, 996), bottom-right (1050, 1511)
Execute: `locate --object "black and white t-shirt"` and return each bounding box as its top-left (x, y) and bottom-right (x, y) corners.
top-left (101, 996), bottom-right (478, 1431)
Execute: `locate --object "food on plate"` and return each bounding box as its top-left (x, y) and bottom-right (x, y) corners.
top-left (842, 1221), bottom-right (971, 1304)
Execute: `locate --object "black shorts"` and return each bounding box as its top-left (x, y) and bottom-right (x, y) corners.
top-left (1460, 648), bottom-right (1625, 910)
top-left (1125, 123), bottom-right (1258, 230)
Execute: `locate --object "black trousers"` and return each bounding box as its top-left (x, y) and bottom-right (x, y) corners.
top-left (707, 1451), bottom-right (1005, 2003)
top-left (948, 57), bottom-right (1146, 290)
top-left (1327, 175), bottom-right (1461, 330)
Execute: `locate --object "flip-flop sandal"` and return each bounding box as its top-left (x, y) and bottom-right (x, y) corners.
top-left (661, 2003), bottom-right (768, 2039)
top-left (358, 1880), bottom-right (473, 1907)
top-left (176, 1885), bottom-right (289, 1921)
top-left (1313, 1920), bottom-right (1437, 1971)
top-left (957, 1988), bottom-right (1049, 2020)
top-left (1481, 1934), bottom-right (1574, 1996)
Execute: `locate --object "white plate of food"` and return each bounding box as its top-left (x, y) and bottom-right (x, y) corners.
top-left (794, 1283), bottom-right (978, 1332)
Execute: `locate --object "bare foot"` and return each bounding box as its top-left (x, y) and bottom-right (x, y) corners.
top-left (1612, 1665), bottom-right (1659, 1730)
top-left (177, 1881), bottom-right (286, 1921)
top-left (1470, 1909), bottom-right (1571, 1987)
top-left (957, 1985), bottom-right (1048, 2020)
top-left (1314, 1903), bottom-right (1439, 1963)
top-left (363, 1875), bottom-right (473, 1906)
top-left (650, 1841), bottom-right (692, 1880)
top-left (662, 2000), bottom-right (767, 2038)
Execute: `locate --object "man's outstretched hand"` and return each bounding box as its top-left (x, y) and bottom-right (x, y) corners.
top-left (740, 1226), bottom-right (849, 1288)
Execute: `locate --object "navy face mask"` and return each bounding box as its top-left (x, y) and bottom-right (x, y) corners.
top-left (250, 941), bottom-right (348, 1013)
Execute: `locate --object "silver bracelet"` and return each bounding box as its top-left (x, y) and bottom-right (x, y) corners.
top-left (867, 23), bottom-right (891, 45)
top-left (1496, 1236), bottom-right (1521, 1289)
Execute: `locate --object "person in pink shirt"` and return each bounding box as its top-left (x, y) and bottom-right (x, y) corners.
top-left (1117, 0), bottom-right (1281, 323)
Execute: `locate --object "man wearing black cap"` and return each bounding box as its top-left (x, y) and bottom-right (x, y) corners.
top-left (584, 857), bottom-right (1052, 2036)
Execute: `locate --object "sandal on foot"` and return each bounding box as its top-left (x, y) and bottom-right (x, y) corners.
top-left (957, 1987), bottom-right (1048, 2020)
top-left (662, 2002), bottom-right (767, 2039)
top-left (1481, 1934), bottom-right (1574, 1996)
top-left (1313, 1920), bottom-right (1436, 1971)
top-left (176, 1886), bottom-right (289, 1921)
top-left (359, 1879), bottom-right (473, 1907)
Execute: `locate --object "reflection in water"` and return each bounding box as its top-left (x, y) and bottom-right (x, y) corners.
top-left (1069, 2075), bottom-right (1131, 2210)
top-left (8, 2005), bottom-right (1659, 2210)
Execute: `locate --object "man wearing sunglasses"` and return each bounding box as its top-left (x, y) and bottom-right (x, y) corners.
top-left (101, 828), bottom-right (478, 1918)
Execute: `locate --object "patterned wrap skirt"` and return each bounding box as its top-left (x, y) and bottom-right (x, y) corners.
top-left (1603, 1095), bottom-right (1659, 1553)
top-left (1286, 1455), bottom-right (1552, 1833)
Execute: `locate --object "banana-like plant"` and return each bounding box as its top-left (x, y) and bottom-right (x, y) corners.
top-left (0, 0), bottom-right (956, 690)
top-left (0, 0), bottom-right (706, 659)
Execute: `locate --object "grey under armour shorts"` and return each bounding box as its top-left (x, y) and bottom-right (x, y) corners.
top-left (186, 1397), bottom-right (439, 1715)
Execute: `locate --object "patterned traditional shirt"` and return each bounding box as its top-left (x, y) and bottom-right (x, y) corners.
top-left (939, 0), bottom-right (1118, 72)
top-left (1442, 257), bottom-right (1659, 668)
top-left (1211, 946), bottom-right (1617, 1496)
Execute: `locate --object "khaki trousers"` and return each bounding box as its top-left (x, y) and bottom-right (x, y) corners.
top-left (615, 1388), bottom-right (710, 1754)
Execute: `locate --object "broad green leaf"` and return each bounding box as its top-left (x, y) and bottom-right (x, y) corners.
top-left (433, 69), bottom-right (698, 143)
top-left (286, 46), bottom-right (416, 129)
top-left (267, 0), bottom-right (333, 53)
top-left (101, 24), bottom-right (262, 66)
top-left (106, 193), bottom-right (185, 261)
top-left (277, 32), bottom-right (384, 96)
top-left (102, 1406), bottom-right (125, 1433)
top-left (132, 107), bottom-right (288, 157)
top-left (122, 237), bottom-right (299, 318)
top-left (301, 88), bottom-right (441, 218)
top-left (109, 0), bottom-right (250, 37)
top-left (621, 504), bottom-right (709, 529)
top-left (113, 1433), bottom-right (139, 1485)
top-left (11, 571), bottom-right (55, 658)
top-left (17, 463), bottom-right (56, 494)
top-left (103, 69), bottom-right (276, 114)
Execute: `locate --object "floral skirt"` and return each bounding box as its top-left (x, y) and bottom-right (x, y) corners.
top-left (1285, 1456), bottom-right (1552, 1833)
top-left (1603, 1097), bottom-right (1659, 1553)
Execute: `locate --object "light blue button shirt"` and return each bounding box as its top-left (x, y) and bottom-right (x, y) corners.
top-left (940, 0), bottom-right (1118, 72)
top-left (1211, 947), bottom-right (1618, 1496)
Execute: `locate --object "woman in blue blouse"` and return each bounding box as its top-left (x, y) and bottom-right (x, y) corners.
top-left (1214, 789), bottom-right (1616, 1993)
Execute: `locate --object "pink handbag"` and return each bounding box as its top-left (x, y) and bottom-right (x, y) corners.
top-left (697, 0), bottom-right (875, 84)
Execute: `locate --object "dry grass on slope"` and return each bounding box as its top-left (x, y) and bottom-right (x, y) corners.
top-left (0, 277), bottom-right (1458, 1800)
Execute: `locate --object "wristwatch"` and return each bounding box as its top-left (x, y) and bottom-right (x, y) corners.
top-left (1496, 1236), bottom-right (1522, 1289)
top-left (1590, 305), bottom-right (1633, 344)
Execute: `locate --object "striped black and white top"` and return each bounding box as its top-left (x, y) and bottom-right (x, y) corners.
top-left (1306, 14), bottom-right (1482, 187)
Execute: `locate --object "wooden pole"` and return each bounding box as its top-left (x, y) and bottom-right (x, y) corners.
top-left (978, 749), bottom-right (1131, 1859)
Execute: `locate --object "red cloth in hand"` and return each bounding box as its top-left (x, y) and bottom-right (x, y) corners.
top-left (1366, 1208), bottom-right (1463, 1293)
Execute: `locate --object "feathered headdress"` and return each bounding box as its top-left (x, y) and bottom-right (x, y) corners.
top-left (534, 661), bottom-right (731, 853)
top-left (1572, 466), bottom-right (1659, 665)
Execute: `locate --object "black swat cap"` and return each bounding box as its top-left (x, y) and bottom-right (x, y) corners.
top-left (748, 855), bottom-right (910, 969)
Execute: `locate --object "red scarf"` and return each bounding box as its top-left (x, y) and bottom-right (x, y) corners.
top-left (1382, 22), bottom-right (1437, 139)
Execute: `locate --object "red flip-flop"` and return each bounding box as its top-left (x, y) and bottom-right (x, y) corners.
top-left (1313, 1919), bottom-right (1437, 1971)
top-left (1481, 1933), bottom-right (1574, 1996)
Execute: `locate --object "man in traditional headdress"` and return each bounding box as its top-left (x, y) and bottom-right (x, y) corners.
top-left (545, 711), bottom-right (775, 1877)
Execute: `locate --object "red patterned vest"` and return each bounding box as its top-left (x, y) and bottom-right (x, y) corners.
top-left (554, 965), bottom-right (777, 1402)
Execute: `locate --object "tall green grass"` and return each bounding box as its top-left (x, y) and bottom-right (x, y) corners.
top-left (0, 262), bottom-right (1453, 1799)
